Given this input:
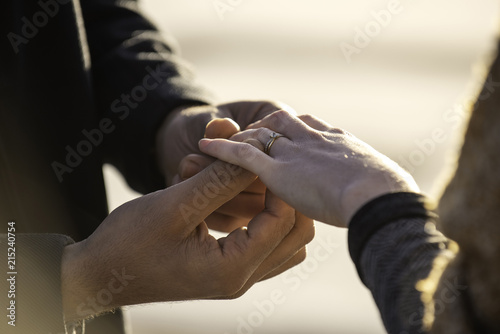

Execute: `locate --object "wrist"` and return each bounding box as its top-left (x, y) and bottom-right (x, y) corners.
top-left (61, 242), bottom-right (85, 322)
top-left (61, 241), bottom-right (93, 322)
top-left (341, 172), bottom-right (419, 227)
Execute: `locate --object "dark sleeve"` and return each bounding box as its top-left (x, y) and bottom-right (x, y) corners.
top-left (81, 0), bottom-right (215, 194)
top-left (348, 193), bottom-right (449, 334)
top-left (0, 233), bottom-right (75, 334)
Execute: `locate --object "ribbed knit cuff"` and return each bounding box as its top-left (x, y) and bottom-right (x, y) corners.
top-left (348, 192), bottom-right (437, 283)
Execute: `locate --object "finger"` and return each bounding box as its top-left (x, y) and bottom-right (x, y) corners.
top-left (221, 211), bottom-right (314, 298)
top-left (205, 118), bottom-right (240, 139)
top-left (229, 127), bottom-right (286, 146)
top-left (246, 110), bottom-right (312, 140)
top-left (199, 138), bottom-right (271, 176)
top-left (171, 174), bottom-right (182, 186)
top-left (215, 191), bottom-right (265, 220)
top-left (244, 178), bottom-right (266, 194)
top-left (242, 212), bottom-right (314, 283)
top-left (229, 128), bottom-right (290, 158)
top-left (224, 248), bottom-right (307, 299)
top-left (178, 154), bottom-right (215, 180)
top-left (205, 212), bottom-right (249, 232)
top-left (166, 160), bottom-right (258, 234)
top-left (259, 247), bottom-right (307, 281)
top-left (206, 179), bottom-right (265, 231)
top-left (217, 101), bottom-right (296, 130)
top-left (298, 114), bottom-right (346, 135)
top-left (298, 114), bottom-right (331, 131)
top-left (179, 155), bottom-right (265, 188)
top-left (220, 191), bottom-right (296, 278)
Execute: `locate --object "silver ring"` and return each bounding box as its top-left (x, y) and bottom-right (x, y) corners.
top-left (264, 132), bottom-right (284, 155)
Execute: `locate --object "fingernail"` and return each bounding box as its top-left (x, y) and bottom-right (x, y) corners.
top-left (224, 118), bottom-right (241, 131)
top-left (199, 138), bottom-right (211, 149)
top-left (205, 119), bottom-right (216, 129)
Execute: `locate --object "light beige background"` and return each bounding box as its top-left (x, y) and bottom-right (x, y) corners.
top-left (102, 1), bottom-right (499, 333)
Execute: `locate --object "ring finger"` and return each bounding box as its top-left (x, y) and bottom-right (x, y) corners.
top-left (230, 127), bottom-right (290, 157)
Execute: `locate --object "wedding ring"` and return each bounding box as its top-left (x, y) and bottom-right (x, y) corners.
top-left (264, 132), bottom-right (283, 155)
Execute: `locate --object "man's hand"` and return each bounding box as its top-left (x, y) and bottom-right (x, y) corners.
top-left (156, 100), bottom-right (295, 231)
top-left (61, 159), bottom-right (314, 322)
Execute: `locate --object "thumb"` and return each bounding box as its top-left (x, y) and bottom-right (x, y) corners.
top-left (205, 118), bottom-right (240, 139)
top-left (167, 160), bottom-right (257, 234)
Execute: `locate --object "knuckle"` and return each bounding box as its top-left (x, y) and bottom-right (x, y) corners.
top-left (299, 114), bottom-right (316, 123)
top-left (268, 110), bottom-right (291, 132)
top-left (329, 127), bottom-right (347, 135)
top-left (292, 216), bottom-right (315, 246)
top-left (285, 209), bottom-right (297, 226)
top-left (271, 200), bottom-right (295, 221)
top-left (235, 142), bottom-right (255, 158)
top-left (254, 127), bottom-right (270, 137)
top-left (305, 129), bottom-right (324, 141)
top-left (272, 109), bottom-right (291, 121)
top-left (242, 138), bottom-right (264, 152)
top-left (202, 163), bottom-right (235, 192)
top-left (277, 208), bottom-right (297, 233)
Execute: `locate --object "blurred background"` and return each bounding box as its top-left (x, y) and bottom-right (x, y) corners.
top-left (103, 0), bottom-right (499, 333)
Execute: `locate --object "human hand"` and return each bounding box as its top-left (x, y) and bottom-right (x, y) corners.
top-left (61, 159), bottom-right (314, 321)
top-left (199, 110), bottom-right (419, 228)
top-left (156, 100), bottom-right (295, 231)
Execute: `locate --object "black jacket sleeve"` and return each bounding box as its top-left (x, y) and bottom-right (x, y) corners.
top-left (348, 193), bottom-right (450, 333)
top-left (81, 0), bottom-right (215, 193)
top-left (0, 233), bottom-right (75, 334)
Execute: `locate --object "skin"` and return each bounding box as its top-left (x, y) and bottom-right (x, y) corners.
top-left (61, 159), bottom-right (314, 321)
top-left (61, 101), bottom-right (315, 322)
top-left (199, 110), bottom-right (419, 228)
top-left (156, 100), bottom-right (296, 232)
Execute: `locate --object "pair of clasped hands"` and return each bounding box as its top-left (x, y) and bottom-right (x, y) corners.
top-left (62, 101), bottom-right (417, 321)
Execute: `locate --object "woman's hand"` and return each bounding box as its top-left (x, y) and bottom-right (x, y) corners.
top-left (199, 110), bottom-right (419, 227)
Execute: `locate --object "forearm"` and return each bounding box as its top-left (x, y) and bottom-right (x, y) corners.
top-left (348, 193), bottom-right (450, 333)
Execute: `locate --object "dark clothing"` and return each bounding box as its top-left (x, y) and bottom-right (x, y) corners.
top-left (0, 193), bottom-right (449, 333)
top-left (0, 233), bottom-right (74, 334)
top-left (0, 0), bottom-right (212, 332)
top-left (0, 0), bottom-right (213, 237)
top-left (0, 1), bottom-right (450, 333)
top-left (349, 193), bottom-right (450, 333)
